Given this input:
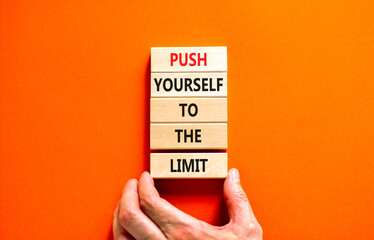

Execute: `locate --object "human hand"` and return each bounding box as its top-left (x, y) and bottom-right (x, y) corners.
top-left (113, 168), bottom-right (262, 240)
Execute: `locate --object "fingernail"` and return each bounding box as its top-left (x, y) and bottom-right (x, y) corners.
top-left (128, 178), bottom-right (138, 184)
top-left (230, 168), bottom-right (240, 183)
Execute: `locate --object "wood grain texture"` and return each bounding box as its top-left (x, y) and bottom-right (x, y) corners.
top-left (151, 72), bottom-right (227, 97)
top-left (150, 98), bottom-right (227, 123)
top-left (151, 153), bottom-right (227, 178)
top-left (150, 123), bottom-right (227, 150)
top-left (151, 47), bottom-right (227, 72)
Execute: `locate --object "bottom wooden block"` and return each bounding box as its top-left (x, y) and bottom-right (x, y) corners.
top-left (150, 153), bottom-right (227, 178)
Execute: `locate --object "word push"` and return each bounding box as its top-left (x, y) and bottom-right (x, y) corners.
top-left (150, 47), bottom-right (227, 178)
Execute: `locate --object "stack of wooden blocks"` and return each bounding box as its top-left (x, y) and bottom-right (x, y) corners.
top-left (150, 47), bottom-right (228, 178)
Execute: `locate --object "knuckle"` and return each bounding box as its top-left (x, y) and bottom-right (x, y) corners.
top-left (164, 219), bottom-right (203, 239)
top-left (184, 222), bottom-right (199, 236)
top-left (234, 190), bottom-right (249, 203)
top-left (118, 208), bottom-right (138, 228)
top-left (170, 225), bottom-right (196, 239)
top-left (139, 195), bottom-right (156, 212)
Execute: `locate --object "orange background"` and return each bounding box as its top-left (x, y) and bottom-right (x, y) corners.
top-left (1, 1), bottom-right (373, 239)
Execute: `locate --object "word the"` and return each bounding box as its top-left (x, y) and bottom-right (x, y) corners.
top-left (175, 129), bottom-right (201, 143)
top-left (170, 53), bottom-right (207, 66)
top-left (170, 158), bottom-right (208, 172)
top-left (153, 78), bottom-right (224, 92)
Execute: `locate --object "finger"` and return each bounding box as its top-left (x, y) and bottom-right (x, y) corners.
top-left (113, 202), bottom-right (135, 240)
top-left (138, 172), bottom-right (208, 237)
top-left (118, 179), bottom-right (166, 240)
top-left (223, 168), bottom-right (256, 226)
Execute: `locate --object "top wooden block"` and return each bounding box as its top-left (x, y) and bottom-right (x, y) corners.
top-left (151, 47), bottom-right (227, 72)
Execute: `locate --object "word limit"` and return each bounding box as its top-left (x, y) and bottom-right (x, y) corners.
top-left (170, 158), bottom-right (208, 172)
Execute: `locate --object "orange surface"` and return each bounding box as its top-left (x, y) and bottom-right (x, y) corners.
top-left (0, 1), bottom-right (373, 239)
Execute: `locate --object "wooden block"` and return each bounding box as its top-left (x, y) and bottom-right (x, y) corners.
top-left (151, 72), bottom-right (227, 97)
top-left (151, 98), bottom-right (227, 123)
top-left (151, 153), bottom-right (227, 178)
top-left (150, 123), bottom-right (227, 150)
top-left (151, 47), bottom-right (227, 72)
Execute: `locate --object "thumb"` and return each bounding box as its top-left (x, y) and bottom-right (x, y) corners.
top-left (223, 168), bottom-right (252, 225)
